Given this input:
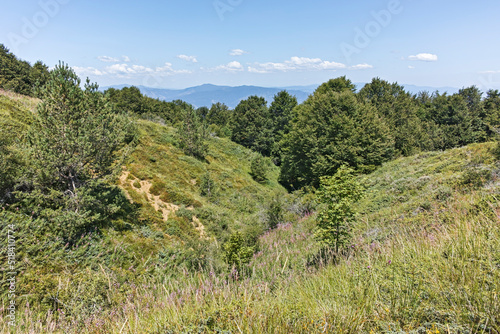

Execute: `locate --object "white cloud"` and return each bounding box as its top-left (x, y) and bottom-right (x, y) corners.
top-left (479, 70), bottom-right (500, 74)
top-left (248, 66), bottom-right (269, 74)
top-left (74, 66), bottom-right (106, 76)
top-left (177, 55), bottom-right (198, 63)
top-left (230, 49), bottom-right (248, 56)
top-left (74, 59), bottom-right (192, 80)
top-left (227, 61), bottom-right (243, 69)
top-left (408, 53), bottom-right (438, 62)
top-left (249, 56), bottom-right (346, 73)
top-left (106, 63), bottom-right (154, 74)
top-left (155, 62), bottom-right (192, 75)
top-left (212, 61), bottom-right (244, 72)
top-left (98, 55), bottom-right (131, 63)
top-left (96, 62), bottom-right (191, 77)
top-left (98, 56), bottom-right (120, 63)
top-left (350, 63), bottom-right (373, 70)
top-left (408, 65), bottom-right (415, 69)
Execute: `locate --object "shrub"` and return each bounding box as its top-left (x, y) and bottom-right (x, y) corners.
top-left (200, 172), bottom-right (216, 198)
top-left (494, 139), bottom-right (500, 160)
top-left (250, 154), bottom-right (268, 182)
top-left (223, 232), bottom-right (254, 271)
top-left (178, 106), bottom-right (208, 159)
top-left (458, 168), bottom-right (491, 189)
top-left (175, 206), bottom-right (193, 221)
top-left (267, 196), bottom-right (284, 229)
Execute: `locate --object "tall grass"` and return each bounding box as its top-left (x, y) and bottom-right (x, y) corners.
top-left (2, 190), bottom-right (498, 333)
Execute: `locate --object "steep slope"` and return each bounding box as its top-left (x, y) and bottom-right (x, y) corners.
top-left (117, 117), bottom-right (288, 245)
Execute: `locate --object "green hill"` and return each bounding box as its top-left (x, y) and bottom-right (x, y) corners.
top-left (0, 89), bottom-right (295, 331)
top-left (1, 90), bottom-right (499, 333)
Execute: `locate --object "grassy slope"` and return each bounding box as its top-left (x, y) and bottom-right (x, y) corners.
top-left (0, 91), bottom-right (292, 332)
top-left (104, 118), bottom-right (289, 276)
top-left (0, 89), bottom-right (36, 139)
top-left (51, 142), bottom-right (496, 334)
top-left (1, 91), bottom-right (499, 333)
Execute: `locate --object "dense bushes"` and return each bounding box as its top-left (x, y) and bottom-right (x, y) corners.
top-left (222, 77), bottom-right (500, 190)
top-left (0, 44), bottom-right (49, 96)
top-left (280, 78), bottom-right (395, 189)
top-left (20, 63), bottom-right (131, 241)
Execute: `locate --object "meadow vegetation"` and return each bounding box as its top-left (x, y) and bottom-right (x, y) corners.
top-left (0, 45), bottom-right (499, 333)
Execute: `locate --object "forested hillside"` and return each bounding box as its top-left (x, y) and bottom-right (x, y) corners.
top-left (0, 46), bottom-right (499, 333)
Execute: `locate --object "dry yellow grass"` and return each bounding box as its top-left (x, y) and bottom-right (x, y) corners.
top-left (118, 170), bottom-right (180, 221)
top-left (0, 88), bottom-right (40, 112)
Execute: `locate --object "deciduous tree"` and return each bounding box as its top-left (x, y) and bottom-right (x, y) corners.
top-left (280, 86), bottom-right (394, 189)
top-left (315, 165), bottom-right (364, 253)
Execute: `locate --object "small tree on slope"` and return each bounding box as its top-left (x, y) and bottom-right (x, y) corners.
top-left (26, 63), bottom-right (127, 240)
top-left (315, 165), bottom-right (364, 254)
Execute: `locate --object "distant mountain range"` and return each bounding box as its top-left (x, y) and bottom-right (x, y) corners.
top-left (102, 83), bottom-right (460, 109)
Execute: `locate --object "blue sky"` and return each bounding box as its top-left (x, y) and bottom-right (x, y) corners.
top-left (1, 0), bottom-right (499, 90)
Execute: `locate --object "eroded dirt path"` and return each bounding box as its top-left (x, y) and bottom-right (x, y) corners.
top-left (119, 171), bottom-right (179, 221)
top-left (119, 171), bottom-right (208, 239)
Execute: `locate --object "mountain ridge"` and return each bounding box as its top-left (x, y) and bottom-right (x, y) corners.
top-left (102, 83), bottom-right (460, 108)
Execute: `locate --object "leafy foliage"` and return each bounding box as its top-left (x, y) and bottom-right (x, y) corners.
top-left (483, 89), bottom-right (500, 129)
top-left (105, 86), bottom-right (196, 126)
top-left (0, 137), bottom-right (18, 201)
top-left (207, 102), bottom-right (231, 128)
top-left (280, 88), bottom-right (394, 189)
top-left (359, 78), bottom-right (431, 156)
top-left (314, 76), bottom-right (356, 95)
top-left (268, 90), bottom-right (297, 163)
top-left (207, 102), bottom-right (232, 137)
top-left (418, 92), bottom-right (488, 149)
top-left (105, 86), bottom-right (146, 114)
top-left (315, 165), bottom-right (364, 253)
top-left (200, 172), bottom-right (216, 198)
top-left (266, 195), bottom-right (284, 229)
top-left (231, 95), bottom-right (273, 156)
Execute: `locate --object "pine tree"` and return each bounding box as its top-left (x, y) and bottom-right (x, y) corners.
top-left (26, 63), bottom-right (128, 240)
top-left (483, 89), bottom-right (500, 129)
top-left (179, 105), bottom-right (208, 159)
